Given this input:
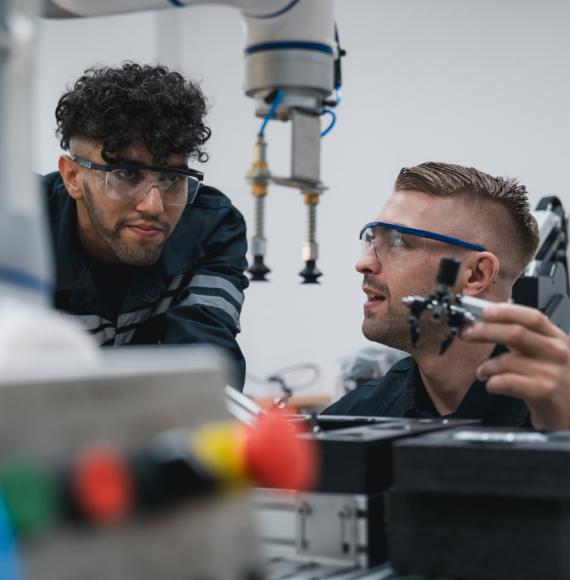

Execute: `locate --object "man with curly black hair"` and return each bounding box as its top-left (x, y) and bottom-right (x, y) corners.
top-left (43, 63), bottom-right (249, 387)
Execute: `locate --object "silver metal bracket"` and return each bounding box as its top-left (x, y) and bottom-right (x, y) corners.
top-left (291, 109), bottom-right (321, 185)
top-left (253, 489), bottom-right (374, 568)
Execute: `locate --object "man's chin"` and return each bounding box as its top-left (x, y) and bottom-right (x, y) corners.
top-left (111, 243), bottom-right (163, 266)
top-left (362, 323), bottom-right (411, 352)
top-left (122, 255), bottom-right (160, 267)
top-left (362, 322), bottom-right (387, 344)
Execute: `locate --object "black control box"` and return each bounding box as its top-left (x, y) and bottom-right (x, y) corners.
top-left (389, 427), bottom-right (570, 580)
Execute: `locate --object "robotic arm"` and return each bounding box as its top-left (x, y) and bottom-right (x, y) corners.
top-left (513, 196), bottom-right (570, 329)
top-left (44, 0), bottom-right (344, 283)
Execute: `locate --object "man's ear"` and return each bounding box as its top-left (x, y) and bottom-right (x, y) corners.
top-left (459, 251), bottom-right (500, 297)
top-left (58, 155), bottom-right (83, 200)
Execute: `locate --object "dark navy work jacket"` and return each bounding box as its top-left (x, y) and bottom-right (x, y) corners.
top-left (43, 172), bottom-right (249, 388)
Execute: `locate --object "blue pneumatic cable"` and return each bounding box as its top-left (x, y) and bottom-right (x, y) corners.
top-left (320, 109), bottom-right (337, 138)
top-left (334, 86), bottom-right (343, 106)
top-left (258, 90), bottom-right (285, 137)
top-left (244, 0), bottom-right (301, 19)
top-left (0, 493), bottom-right (25, 580)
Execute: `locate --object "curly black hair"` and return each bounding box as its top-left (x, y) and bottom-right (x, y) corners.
top-left (55, 62), bottom-right (211, 163)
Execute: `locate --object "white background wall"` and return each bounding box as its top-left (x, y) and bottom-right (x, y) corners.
top-left (34, 0), bottom-right (570, 400)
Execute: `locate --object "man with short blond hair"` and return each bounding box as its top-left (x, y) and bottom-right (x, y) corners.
top-left (395, 163), bottom-right (539, 280)
top-left (325, 162), bottom-right (570, 429)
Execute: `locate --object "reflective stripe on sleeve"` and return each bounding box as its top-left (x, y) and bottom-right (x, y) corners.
top-left (188, 274), bottom-right (244, 306)
top-left (178, 294), bottom-right (240, 328)
top-left (92, 325), bottom-right (116, 345)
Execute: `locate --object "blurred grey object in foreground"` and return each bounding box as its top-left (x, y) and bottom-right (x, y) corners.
top-left (338, 346), bottom-right (406, 395)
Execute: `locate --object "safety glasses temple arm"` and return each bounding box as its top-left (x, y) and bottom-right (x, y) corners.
top-left (359, 221), bottom-right (486, 252)
top-left (71, 156), bottom-right (204, 181)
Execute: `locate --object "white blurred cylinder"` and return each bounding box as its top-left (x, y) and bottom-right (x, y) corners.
top-left (0, 0), bottom-right (53, 305)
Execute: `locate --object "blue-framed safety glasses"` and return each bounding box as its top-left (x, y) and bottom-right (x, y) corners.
top-left (359, 221), bottom-right (486, 261)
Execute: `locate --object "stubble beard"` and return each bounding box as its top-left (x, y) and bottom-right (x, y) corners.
top-left (361, 275), bottom-right (450, 355)
top-left (83, 182), bottom-right (168, 266)
top-left (362, 299), bottom-right (413, 352)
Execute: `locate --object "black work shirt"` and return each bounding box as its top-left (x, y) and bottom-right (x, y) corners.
top-left (84, 259), bottom-right (138, 318)
top-left (323, 350), bottom-right (530, 427)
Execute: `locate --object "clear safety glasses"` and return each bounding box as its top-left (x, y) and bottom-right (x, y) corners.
top-left (72, 156), bottom-right (204, 206)
top-left (359, 221), bottom-right (486, 261)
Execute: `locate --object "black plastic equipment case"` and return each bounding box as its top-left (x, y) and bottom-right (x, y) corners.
top-left (308, 416), bottom-right (478, 494)
top-left (388, 426), bottom-right (570, 580)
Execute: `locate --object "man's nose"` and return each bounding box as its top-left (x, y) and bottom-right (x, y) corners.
top-left (356, 247), bottom-right (382, 274)
top-left (136, 185), bottom-right (164, 216)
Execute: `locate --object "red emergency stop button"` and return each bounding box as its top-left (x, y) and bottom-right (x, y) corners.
top-left (72, 444), bottom-right (133, 525)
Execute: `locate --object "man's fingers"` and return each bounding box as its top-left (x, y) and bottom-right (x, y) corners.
top-left (480, 352), bottom-right (568, 403)
top-left (485, 372), bottom-right (550, 401)
top-left (471, 306), bottom-right (570, 430)
top-left (477, 353), bottom-right (559, 386)
top-left (482, 302), bottom-right (567, 340)
top-left (463, 321), bottom-right (562, 358)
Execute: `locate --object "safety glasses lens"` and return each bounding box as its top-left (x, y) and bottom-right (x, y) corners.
top-left (104, 171), bottom-right (200, 206)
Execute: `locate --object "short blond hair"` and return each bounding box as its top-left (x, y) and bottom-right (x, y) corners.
top-left (395, 162), bottom-right (539, 274)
